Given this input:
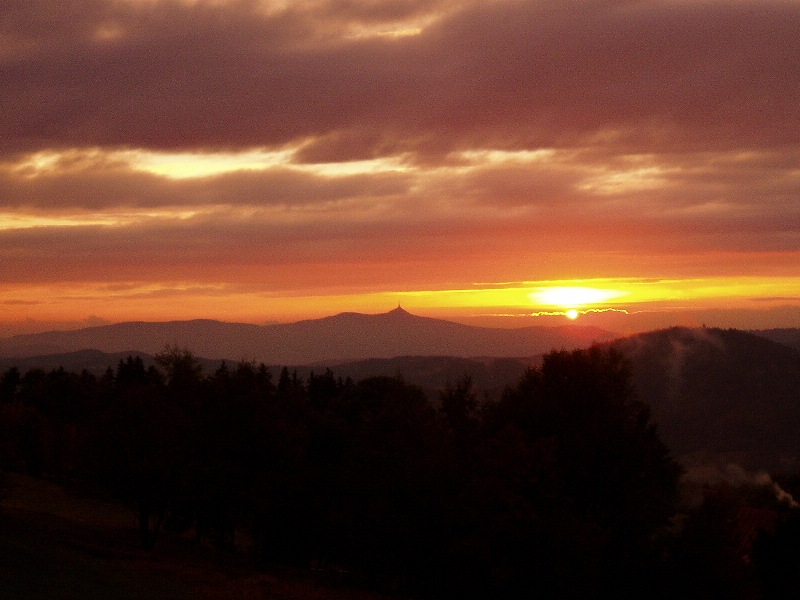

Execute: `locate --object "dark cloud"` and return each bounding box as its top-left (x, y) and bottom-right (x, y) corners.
top-left (1, 0), bottom-right (798, 156)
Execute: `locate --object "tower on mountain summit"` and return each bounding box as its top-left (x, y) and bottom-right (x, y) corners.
top-left (389, 305), bottom-right (411, 316)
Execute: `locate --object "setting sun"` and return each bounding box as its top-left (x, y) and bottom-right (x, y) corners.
top-left (566, 309), bottom-right (579, 320)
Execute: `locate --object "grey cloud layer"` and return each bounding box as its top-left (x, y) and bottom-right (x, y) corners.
top-left (0, 162), bottom-right (413, 209)
top-left (2, 0), bottom-right (799, 156)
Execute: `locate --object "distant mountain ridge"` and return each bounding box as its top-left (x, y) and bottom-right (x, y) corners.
top-left (0, 307), bottom-right (613, 365)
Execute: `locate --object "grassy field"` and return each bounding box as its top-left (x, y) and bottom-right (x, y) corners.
top-left (0, 473), bottom-right (384, 600)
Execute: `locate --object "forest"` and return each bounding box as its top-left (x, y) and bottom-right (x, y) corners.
top-left (2, 345), bottom-right (800, 599)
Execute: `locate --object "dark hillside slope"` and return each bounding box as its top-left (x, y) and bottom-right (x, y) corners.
top-left (0, 349), bottom-right (222, 377)
top-left (301, 355), bottom-right (534, 402)
top-left (752, 328), bottom-right (800, 352)
top-left (610, 327), bottom-right (800, 471)
top-left (0, 350), bottom-right (533, 404)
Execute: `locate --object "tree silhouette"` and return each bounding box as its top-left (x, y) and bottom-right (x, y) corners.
top-left (0, 344), bottom-right (690, 596)
top-left (92, 355), bottom-right (192, 549)
top-left (452, 347), bottom-right (681, 598)
top-left (154, 346), bottom-right (202, 392)
top-left (0, 366), bottom-right (20, 404)
top-left (752, 511), bottom-right (800, 599)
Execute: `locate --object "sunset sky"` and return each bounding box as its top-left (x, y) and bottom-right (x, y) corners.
top-left (2, 0), bottom-right (800, 336)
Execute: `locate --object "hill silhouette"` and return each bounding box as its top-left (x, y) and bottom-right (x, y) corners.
top-left (0, 349), bottom-right (224, 378)
top-left (4, 319), bottom-right (800, 473)
top-left (296, 355), bottom-right (534, 402)
top-left (609, 327), bottom-right (800, 472)
top-left (752, 328), bottom-right (800, 352)
top-left (0, 307), bottom-right (612, 364)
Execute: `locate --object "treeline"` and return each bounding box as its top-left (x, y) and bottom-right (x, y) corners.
top-left (1, 346), bottom-right (799, 598)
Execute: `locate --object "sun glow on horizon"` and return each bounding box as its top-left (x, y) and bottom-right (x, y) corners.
top-left (5, 276), bottom-right (800, 337)
top-left (530, 286), bottom-right (630, 308)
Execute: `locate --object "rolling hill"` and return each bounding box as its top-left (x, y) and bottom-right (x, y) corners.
top-left (609, 327), bottom-right (800, 472)
top-left (0, 307), bottom-right (612, 365)
top-left (751, 328), bottom-right (800, 352)
top-left (4, 317), bottom-right (800, 473)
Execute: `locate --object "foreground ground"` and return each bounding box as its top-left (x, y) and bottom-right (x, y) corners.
top-left (0, 473), bottom-right (384, 600)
